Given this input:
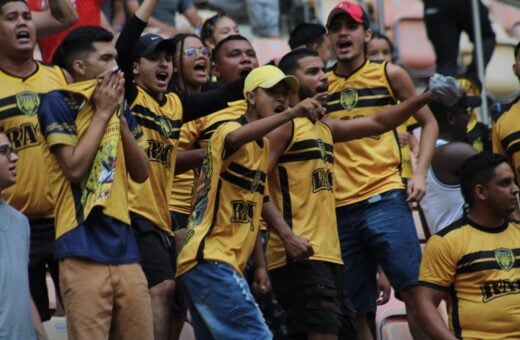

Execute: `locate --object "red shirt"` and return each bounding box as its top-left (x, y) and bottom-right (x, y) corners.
top-left (28, 0), bottom-right (104, 63)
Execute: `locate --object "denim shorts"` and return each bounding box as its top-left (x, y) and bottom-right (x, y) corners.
top-left (336, 189), bottom-right (421, 314)
top-left (179, 262), bottom-right (272, 340)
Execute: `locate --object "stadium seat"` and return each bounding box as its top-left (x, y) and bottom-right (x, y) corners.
top-left (488, 0), bottom-right (520, 35)
top-left (43, 316), bottom-right (68, 340)
top-left (46, 273), bottom-right (56, 310)
top-left (179, 322), bottom-right (196, 340)
top-left (250, 37), bottom-right (291, 65)
top-left (392, 17), bottom-right (436, 78)
top-left (485, 42), bottom-right (520, 99)
top-left (371, 0), bottom-right (423, 29)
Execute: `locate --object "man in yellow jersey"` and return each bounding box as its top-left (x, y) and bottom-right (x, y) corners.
top-left (169, 34), bottom-right (259, 233)
top-left (492, 41), bottom-right (520, 220)
top-left (263, 48), bottom-right (455, 340)
top-left (39, 26), bottom-right (153, 340)
top-left (0, 0), bottom-right (76, 322)
top-left (114, 0), bottom-right (251, 336)
top-left (325, 2), bottom-right (439, 338)
top-left (176, 65), bottom-right (324, 339)
top-left (417, 152), bottom-right (520, 339)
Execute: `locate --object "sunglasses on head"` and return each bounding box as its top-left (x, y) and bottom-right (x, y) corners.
top-left (183, 47), bottom-right (211, 58)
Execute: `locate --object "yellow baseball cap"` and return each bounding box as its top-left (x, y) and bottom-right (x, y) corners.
top-left (243, 65), bottom-right (299, 96)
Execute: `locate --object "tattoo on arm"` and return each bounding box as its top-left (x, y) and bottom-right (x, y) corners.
top-left (49, 2), bottom-right (66, 21)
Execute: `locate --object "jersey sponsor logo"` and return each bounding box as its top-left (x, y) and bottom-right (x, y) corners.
top-left (495, 248), bottom-right (515, 271)
top-left (250, 171), bottom-right (262, 193)
top-left (312, 168), bottom-right (333, 192)
top-left (16, 91), bottom-right (40, 116)
top-left (183, 228), bottom-right (195, 245)
top-left (230, 200), bottom-right (256, 230)
top-left (340, 88), bottom-right (358, 111)
top-left (159, 116), bottom-right (174, 138)
top-left (480, 279), bottom-right (520, 302)
top-left (5, 123), bottom-right (40, 151)
top-left (147, 140), bottom-right (173, 168)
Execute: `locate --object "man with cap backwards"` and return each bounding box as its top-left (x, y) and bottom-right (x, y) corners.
top-left (324, 1), bottom-right (438, 338)
top-left (175, 65), bottom-right (324, 340)
top-left (115, 0), bottom-right (248, 337)
top-left (421, 78), bottom-right (482, 234)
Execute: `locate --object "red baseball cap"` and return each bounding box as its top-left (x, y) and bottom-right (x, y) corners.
top-left (326, 1), bottom-right (370, 28)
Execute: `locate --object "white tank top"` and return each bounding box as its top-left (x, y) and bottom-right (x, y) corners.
top-left (421, 139), bottom-right (465, 235)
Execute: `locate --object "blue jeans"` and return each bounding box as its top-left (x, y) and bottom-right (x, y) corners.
top-left (336, 189), bottom-right (421, 314)
top-left (180, 262), bottom-right (272, 340)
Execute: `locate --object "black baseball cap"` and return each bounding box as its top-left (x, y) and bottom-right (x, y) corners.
top-left (132, 34), bottom-right (175, 60)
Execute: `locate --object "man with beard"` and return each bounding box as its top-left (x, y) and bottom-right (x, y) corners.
top-left (324, 2), bottom-right (438, 337)
top-left (263, 47), bottom-right (453, 340)
top-left (417, 152), bottom-right (520, 339)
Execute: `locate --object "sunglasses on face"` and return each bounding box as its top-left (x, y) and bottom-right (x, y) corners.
top-left (183, 47), bottom-right (211, 58)
top-left (0, 144), bottom-right (15, 161)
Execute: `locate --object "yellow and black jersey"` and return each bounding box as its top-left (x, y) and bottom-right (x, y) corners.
top-left (398, 116), bottom-right (419, 180)
top-left (169, 120), bottom-right (202, 216)
top-left (168, 100), bottom-right (247, 214)
top-left (0, 62), bottom-right (68, 217)
top-left (419, 217), bottom-right (520, 339)
top-left (176, 115), bottom-right (269, 277)
top-left (325, 60), bottom-right (403, 206)
top-left (128, 87), bottom-right (183, 235)
top-left (492, 97), bottom-right (520, 183)
top-left (38, 80), bottom-right (145, 238)
top-left (267, 118), bottom-right (343, 270)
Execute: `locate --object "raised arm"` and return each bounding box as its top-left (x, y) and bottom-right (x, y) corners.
top-left (224, 98), bottom-right (324, 154)
top-left (323, 91), bottom-right (434, 143)
top-left (31, 0), bottom-right (78, 37)
top-left (49, 73), bottom-right (124, 183)
top-left (115, 0), bottom-right (158, 103)
top-left (387, 63), bottom-right (439, 202)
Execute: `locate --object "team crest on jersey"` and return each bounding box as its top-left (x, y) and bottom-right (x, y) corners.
top-left (340, 88), bottom-right (358, 111)
top-left (494, 248), bottom-right (515, 271)
top-left (250, 171), bottom-right (262, 193)
top-left (16, 92), bottom-right (40, 116)
top-left (159, 116), bottom-right (174, 137)
top-left (317, 139), bottom-right (326, 161)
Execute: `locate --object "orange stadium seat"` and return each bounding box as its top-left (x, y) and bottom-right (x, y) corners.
top-left (250, 37), bottom-right (291, 65)
top-left (488, 0), bottom-right (520, 35)
top-left (371, 0), bottom-right (423, 29)
top-left (392, 17), bottom-right (436, 78)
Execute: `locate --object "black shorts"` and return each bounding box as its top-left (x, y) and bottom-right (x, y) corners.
top-left (28, 217), bottom-right (59, 322)
top-left (270, 260), bottom-right (358, 338)
top-left (130, 213), bottom-right (176, 288)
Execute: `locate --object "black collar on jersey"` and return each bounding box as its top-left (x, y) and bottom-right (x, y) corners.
top-left (464, 215), bottom-right (509, 234)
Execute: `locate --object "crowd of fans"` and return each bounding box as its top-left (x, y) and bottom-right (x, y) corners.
top-left (0, 0), bottom-right (519, 339)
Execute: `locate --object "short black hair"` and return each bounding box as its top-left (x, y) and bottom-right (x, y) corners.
top-left (212, 34), bottom-right (250, 63)
top-left (288, 23), bottom-right (326, 50)
top-left (0, 0), bottom-right (26, 13)
top-left (279, 48), bottom-right (320, 76)
top-left (459, 152), bottom-right (509, 207)
top-left (53, 26), bottom-right (113, 74)
top-left (515, 41), bottom-right (520, 59)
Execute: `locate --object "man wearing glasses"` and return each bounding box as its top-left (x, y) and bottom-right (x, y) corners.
top-left (0, 134), bottom-right (48, 340)
top-left (421, 82), bottom-right (481, 234)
